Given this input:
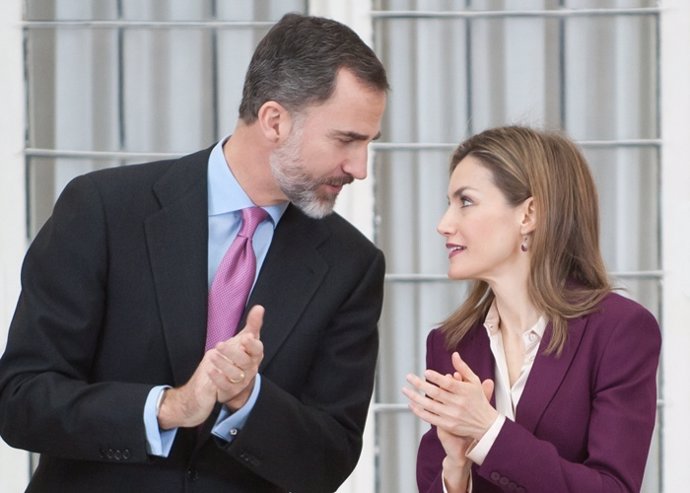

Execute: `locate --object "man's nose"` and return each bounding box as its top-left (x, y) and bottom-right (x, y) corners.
top-left (343, 146), bottom-right (368, 180)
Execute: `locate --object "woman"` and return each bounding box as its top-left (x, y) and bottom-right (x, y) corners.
top-left (402, 126), bottom-right (661, 493)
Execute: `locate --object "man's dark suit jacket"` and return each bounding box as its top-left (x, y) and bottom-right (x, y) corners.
top-left (417, 292), bottom-right (660, 493)
top-left (0, 146), bottom-right (385, 493)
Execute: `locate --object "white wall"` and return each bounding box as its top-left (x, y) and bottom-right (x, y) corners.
top-left (660, 0), bottom-right (690, 490)
top-left (0, 0), bottom-right (31, 490)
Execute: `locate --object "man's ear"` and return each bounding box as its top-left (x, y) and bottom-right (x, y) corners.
top-left (257, 101), bottom-right (292, 144)
top-left (519, 196), bottom-right (537, 235)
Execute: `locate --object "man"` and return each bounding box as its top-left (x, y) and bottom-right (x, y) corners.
top-left (0, 13), bottom-right (388, 493)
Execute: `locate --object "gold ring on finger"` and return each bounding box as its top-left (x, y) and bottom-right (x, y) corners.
top-left (229, 371), bottom-right (245, 384)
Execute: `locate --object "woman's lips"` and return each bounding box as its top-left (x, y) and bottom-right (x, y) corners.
top-left (446, 243), bottom-right (466, 258)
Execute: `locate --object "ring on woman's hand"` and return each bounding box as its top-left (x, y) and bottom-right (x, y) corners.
top-left (229, 371), bottom-right (245, 384)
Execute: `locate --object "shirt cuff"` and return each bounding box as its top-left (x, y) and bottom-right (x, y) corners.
top-left (466, 414), bottom-right (506, 466)
top-left (144, 385), bottom-right (178, 457)
top-left (212, 374), bottom-right (262, 442)
top-left (441, 468), bottom-right (473, 493)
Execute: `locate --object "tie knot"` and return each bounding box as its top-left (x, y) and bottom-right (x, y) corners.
top-left (238, 207), bottom-right (268, 238)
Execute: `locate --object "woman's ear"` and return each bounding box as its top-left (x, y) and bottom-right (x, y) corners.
top-left (256, 101), bottom-right (292, 144)
top-left (519, 196), bottom-right (537, 235)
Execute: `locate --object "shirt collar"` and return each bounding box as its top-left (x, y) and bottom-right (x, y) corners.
top-left (207, 136), bottom-right (288, 225)
top-left (483, 299), bottom-right (547, 341)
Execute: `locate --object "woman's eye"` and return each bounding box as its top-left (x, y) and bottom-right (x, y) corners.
top-left (460, 196), bottom-right (473, 207)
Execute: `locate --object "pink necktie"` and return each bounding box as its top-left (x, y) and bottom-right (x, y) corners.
top-left (205, 207), bottom-right (268, 351)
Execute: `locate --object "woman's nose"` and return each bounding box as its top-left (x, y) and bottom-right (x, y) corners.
top-left (436, 208), bottom-right (453, 237)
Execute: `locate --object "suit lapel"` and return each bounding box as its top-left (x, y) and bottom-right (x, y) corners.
top-left (515, 315), bottom-right (588, 432)
top-left (245, 206), bottom-right (329, 369)
top-left (460, 327), bottom-right (497, 407)
top-left (145, 149), bottom-right (210, 385)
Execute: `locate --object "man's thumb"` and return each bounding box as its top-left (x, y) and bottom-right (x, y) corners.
top-left (242, 304), bottom-right (264, 338)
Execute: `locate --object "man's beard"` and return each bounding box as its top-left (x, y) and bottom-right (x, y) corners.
top-left (270, 123), bottom-right (354, 219)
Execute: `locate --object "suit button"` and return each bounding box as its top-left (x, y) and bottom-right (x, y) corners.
top-left (499, 476), bottom-right (509, 486)
top-left (114, 450), bottom-right (122, 461)
top-left (239, 451), bottom-right (260, 467)
top-left (106, 448), bottom-right (114, 459)
top-left (186, 469), bottom-right (198, 481)
top-left (490, 471), bottom-right (501, 481)
top-left (122, 448), bottom-right (131, 460)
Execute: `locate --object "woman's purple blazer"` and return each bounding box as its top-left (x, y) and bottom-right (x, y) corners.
top-left (417, 292), bottom-right (661, 493)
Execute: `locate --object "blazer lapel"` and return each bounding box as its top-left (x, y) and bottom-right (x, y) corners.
top-left (460, 327), bottom-right (497, 407)
top-left (145, 149), bottom-right (210, 385)
top-left (245, 206), bottom-right (329, 369)
top-left (515, 315), bottom-right (588, 432)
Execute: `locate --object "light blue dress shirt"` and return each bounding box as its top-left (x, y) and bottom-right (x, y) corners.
top-left (144, 138), bottom-right (288, 456)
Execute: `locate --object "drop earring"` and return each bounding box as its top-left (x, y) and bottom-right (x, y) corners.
top-left (520, 236), bottom-right (529, 252)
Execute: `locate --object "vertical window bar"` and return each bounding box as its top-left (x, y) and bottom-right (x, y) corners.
top-left (210, 0), bottom-right (219, 140)
top-left (116, 0), bottom-right (126, 153)
top-left (465, 0), bottom-right (473, 135)
top-left (653, 13), bottom-right (664, 493)
top-left (22, 10), bottom-right (31, 241)
top-left (558, 0), bottom-right (566, 129)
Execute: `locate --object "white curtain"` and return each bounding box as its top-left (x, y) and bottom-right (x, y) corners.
top-left (25, 0), bottom-right (304, 234)
top-left (372, 1), bottom-right (660, 492)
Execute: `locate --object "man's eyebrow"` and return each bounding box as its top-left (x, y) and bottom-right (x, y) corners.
top-left (331, 130), bottom-right (382, 141)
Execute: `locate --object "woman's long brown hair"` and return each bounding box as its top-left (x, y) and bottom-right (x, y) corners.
top-left (440, 126), bottom-right (611, 355)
